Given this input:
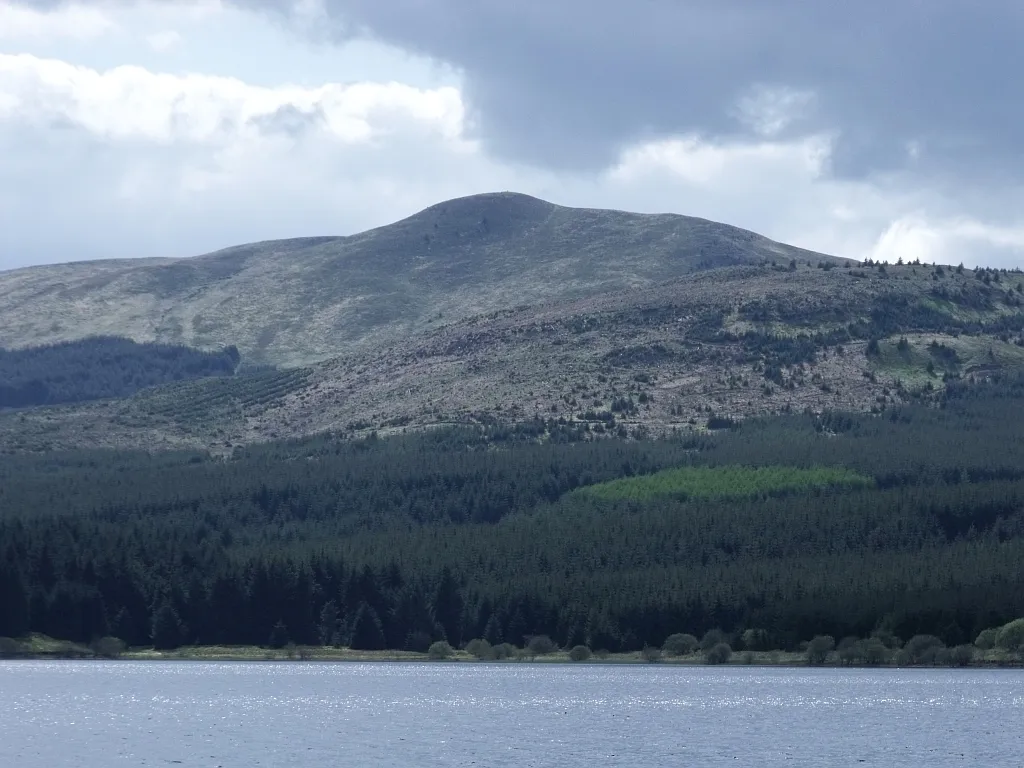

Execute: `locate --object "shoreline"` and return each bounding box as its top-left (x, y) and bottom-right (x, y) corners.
top-left (2, 638), bottom-right (1021, 668)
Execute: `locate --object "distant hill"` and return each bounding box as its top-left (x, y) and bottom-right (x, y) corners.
top-left (6, 260), bottom-right (1024, 453)
top-left (0, 192), bottom-right (843, 367)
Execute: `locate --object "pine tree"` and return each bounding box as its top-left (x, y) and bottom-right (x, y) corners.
top-left (483, 613), bottom-right (504, 646)
top-left (151, 602), bottom-right (183, 650)
top-left (268, 620), bottom-right (289, 649)
top-left (349, 603), bottom-right (385, 650)
top-left (0, 561), bottom-right (30, 638)
top-left (318, 600), bottom-right (339, 646)
top-left (432, 567), bottom-right (464, 647)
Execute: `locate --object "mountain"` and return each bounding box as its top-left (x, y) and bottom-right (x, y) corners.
top-left (4, 191), bottom-right (1024, 454)
top-left (0, 192), bottom-right (840, 368)
top-left (4, 257), bottom-right (1024, 453)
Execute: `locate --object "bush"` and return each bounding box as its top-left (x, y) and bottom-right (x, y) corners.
top-left (806, 635), bottom-right (835, 665)
top-left (871, 629), bottom-right (902, 649)
top-left (700, 629), bottom-right (728, 652)
top-left (428, 641), bottom-right (453, 660)
top-left (640, 645), bottom-right (662, 663)
top-left (705, 643), bottom-right (732, 665)
top-left (663, 633), bottom-right (699, 656)
top-left (0, 637), bottom-right (26, 658)
top-left (837, 636), bottom-right (861, 665)
top-left (995, 619), bottom-right (1024, 651)
top-left (91, 636), bottom-right (126, 659)
top-left (465, 638), bottom-right (494, 660)
top-left (904, 634), bottom-right (945, 664)
top-left (859, 638), bottom-right (889, 666)
top-left (974, 628), bottom-right (998, 650)
top-left (492, 643), bottom-right (517, 660)
top-left (527, 635), bottom-right (556, 656)
top-left (948, 645), bottom-right (975, 667)
top-left (568, 645), bottom-right (592, 662)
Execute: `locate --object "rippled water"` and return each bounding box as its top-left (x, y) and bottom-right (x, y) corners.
top-left (1, 662), bottom-right (1022, 767)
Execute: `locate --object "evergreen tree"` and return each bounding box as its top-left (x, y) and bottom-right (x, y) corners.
top-left (349, 603), bottom-right (385, 650)
top-left (318, 600), bottom-right (340, 646)
top-left (151, 602), bottom-right (183, 650)
top-left (0, 561), bottom-right (30, 638)
top-left (268, 620), bottom-right (289, 649)
top-left (432, 567), bottom-right (464, 647)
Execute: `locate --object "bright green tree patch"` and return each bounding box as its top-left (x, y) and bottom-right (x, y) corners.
top-left (574, 465), bottom-right (873, 502)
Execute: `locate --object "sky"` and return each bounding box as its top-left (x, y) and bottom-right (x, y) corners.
top-left (2, 0), bottom-right (1024, 270)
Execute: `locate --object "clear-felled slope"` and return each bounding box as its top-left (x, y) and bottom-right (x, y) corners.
top-left (0, 192), bottom-right (841, 367)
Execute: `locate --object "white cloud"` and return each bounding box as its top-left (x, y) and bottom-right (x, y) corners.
top-left (871, 217), bottom-right (1024, 269)
top-left (1, 47), bottom-right (1024, 273)
top-left (0, 53), bottom-right (467, 145)
top-left (0, 2), bottom-right (116, 41)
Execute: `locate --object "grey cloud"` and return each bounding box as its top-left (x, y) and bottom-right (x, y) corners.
top-left (12, 1), bottom-right (1024, 179)
top-left (266, 0), bottom-right (1024, 181)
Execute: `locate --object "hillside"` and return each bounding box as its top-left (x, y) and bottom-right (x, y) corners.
top-left (0, 337), bottom-right (239, 409)
top-left (4, 259), bottom-right (1024, 453)
top-left (0, 193), bottom-right (839, 368)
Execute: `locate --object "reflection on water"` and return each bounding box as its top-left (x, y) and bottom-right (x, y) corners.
top-left (1, 661), bottom-right (1022, 767)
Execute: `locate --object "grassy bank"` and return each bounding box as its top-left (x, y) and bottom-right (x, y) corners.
top-left (2, 635), bottom-right (1021, 667)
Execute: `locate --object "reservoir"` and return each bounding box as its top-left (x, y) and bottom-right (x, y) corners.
top-left (1, 661), bottom-right (1021, 766)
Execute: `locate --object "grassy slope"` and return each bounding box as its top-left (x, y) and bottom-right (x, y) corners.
top-left (4, 260), bottom-right (1024, 453)
top-left (0, 193), bottom-right (839, 368)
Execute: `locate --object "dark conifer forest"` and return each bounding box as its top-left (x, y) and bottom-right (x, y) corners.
top-left (2, 373), bottom-right (1024, 653)
top-left (0, 337), bottom-right (240, 409)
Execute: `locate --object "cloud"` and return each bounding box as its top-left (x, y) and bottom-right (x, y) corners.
top-left (0, 52), bottom-right (484, 266)
top-left (210, 0), bottom-right (1021, 186)
top-left (2, 7), bottom-right (1024, 273)
top-left (0, 1), bottom-right (115, 40)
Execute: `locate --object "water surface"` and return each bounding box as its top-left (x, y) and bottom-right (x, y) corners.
top-left (1, 661), bottom-right (1021, 767)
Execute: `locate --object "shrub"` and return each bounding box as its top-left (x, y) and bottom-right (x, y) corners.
top-left (974, 628), bottom-right (998, 650)
top-left (904, 634), bottom-right (945, 664)
top-left (568, 645), bottom-right (592, 662)
top-left (705, 643), bottom-right (732, 665)
top-left (428, 641), bottom-right (453, 660)
top-left (806, 635), bottom-right (835, 665)
top-left (859, 638), bottom-right (889, 666)
top-left (0, 637), bottom-right (26, 658)
top-left (465, 638), bottom-right (494, 660)
top-left (871, 629), bottom-right (902, 649)
top-left (91, 636), bottom-right (126, 659)
top-left (663, 633), bottom-right (699, 656)
top-left (640, 645), bottom-right (662, 663)
top-left (700, 629), bottom-right (728, 652)
top-left (995, 619), bottom-right (1024, 651)
top-left (948, 645), bottom-right (975, 667)
top-left (837, 636), bottom-right (861, 665)
top-left (527, 635), bottom-right (556, 656)
top-left (492, 643), bottom-right (517, 660)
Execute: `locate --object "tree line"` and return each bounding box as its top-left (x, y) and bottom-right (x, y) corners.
top-left (3, 375), bottom-right (1024, 652)
top-left (0, 336), bottom-right (240, 409)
